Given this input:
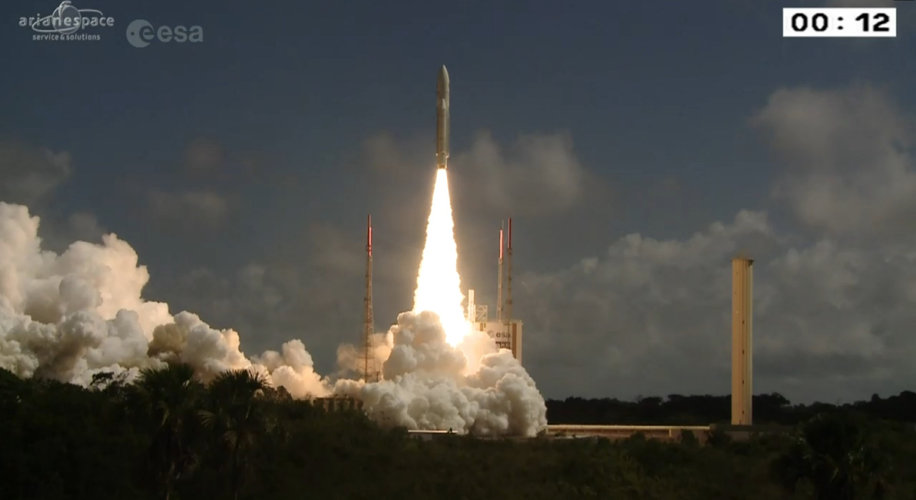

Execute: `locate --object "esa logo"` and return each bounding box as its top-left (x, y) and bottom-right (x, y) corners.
top-left (126, 19), bottom-right (203, 48)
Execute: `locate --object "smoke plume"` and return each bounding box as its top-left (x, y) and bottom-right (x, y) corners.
top-left (0, 201), bottom-right (547, 435)
top-left (335, 311), bottom-right (547, 436)
top-left (0, 202), bottom-right (328, 395)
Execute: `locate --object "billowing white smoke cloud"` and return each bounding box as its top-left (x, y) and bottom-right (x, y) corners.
top-left (0, 202), bottom-right (328, 396)
top-left (335, 330), bottom-right (392, 379)
top-left (253, 339), bottom-right (329, 398)
top-left (0, 201), bottom-right (545, 435)
top-left (335, 311), bottom-right (548, 437)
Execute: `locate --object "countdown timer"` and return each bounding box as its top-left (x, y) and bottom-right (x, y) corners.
top-left (783, 8), bottom-right (896, 38)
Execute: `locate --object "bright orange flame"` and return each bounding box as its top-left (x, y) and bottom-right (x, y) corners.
top-left (413, 169), bottom-right (470, 345)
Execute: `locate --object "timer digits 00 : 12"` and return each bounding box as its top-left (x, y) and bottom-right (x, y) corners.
top-left (783, 8), bottom-right (896, 38)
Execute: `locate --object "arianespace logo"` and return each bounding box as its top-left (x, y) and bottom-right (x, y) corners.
top-left (19, 1), bottom-right (114, 41)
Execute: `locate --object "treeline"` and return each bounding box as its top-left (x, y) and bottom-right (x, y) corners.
top-left (0, 365), bottom-right (380, 499)
top-left (547, 392), bottom-right (916, 426)
top-left (2, 366), bottom-right (916, 499)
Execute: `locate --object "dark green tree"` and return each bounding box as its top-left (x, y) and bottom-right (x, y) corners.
top-left (198, 369), bottom-right (272, 500)
top-left (772, 413), bottom-right (887, 500)
top-left (135, 363), bottom-right (204, 500)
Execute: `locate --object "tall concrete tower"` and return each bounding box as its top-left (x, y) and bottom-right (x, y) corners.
top-left (731, 257), bottom-right (753, 426)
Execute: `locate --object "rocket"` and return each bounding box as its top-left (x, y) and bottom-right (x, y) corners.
top-left (436, 65), bottom-right (450, 169)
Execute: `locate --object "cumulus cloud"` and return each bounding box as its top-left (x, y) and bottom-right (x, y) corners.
top-left (148, 189), bottom-right (231, 228)
top-left (64, 212), bottom-right (106, 243)
top-left (752, 236), bottom-right (916, 398)
top-left (10, 79), bottom-right (916, 410)
top-left (183, 137), bottom-right (224, 174)
top-left (518, 211), bottom-right (774, 397)
top-left (167, 220), bottom-right (369, 363)
top-left (453, 131), bottom-right (587, 215)
top-left (504, 83), bottom-right (916, 403)
top-left (361, 133), bottom-right (424, 175)
top-left (0, 140), bottom-right (71, 204)
top-left (26, 210), bottom-right (108, 258)
top-left (517, 205), bottom-right (916, 402)
top-left (755, 84), bottom-right (916, 236)
top-left (0, 140), bottom-right (102, 252)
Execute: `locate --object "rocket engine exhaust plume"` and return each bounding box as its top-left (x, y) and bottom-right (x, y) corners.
top-left (413, 169), bottom-right (469, 345)
top-left (413, 65), bottom-right (468, 345)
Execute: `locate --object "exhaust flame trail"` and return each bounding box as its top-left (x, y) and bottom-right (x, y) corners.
top-left (413, 169), bottom-right (470, 345)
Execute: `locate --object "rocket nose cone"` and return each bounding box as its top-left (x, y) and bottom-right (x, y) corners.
top-left (438, 65), bottom-right (449, 86)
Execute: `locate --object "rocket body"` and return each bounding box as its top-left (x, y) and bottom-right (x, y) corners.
top-left (436, 65), bottom-right (450, 169)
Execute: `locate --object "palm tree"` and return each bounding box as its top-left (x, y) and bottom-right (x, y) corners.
top-left (772, 412), bottom-right (887, 500)
top-left (135, 363), bottom-right (204, 500)
top-left (198, 369), bottom-right (271, 500)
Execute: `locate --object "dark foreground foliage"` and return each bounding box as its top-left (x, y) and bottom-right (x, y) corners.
top-left (1, 367), bottom-right (915, 499)
top-left (547, 391), bottom-right (916, 426)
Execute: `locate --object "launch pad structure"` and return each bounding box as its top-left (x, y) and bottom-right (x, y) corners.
top-left (356, 212), bottom-right (526, 381)
top-left (468, 217), bottom-right (523, 363)
top-left (362, 214), bottom-right (376, 382)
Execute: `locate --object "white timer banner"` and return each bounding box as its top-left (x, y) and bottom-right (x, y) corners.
top-left (783, 8), bottom-right (896, 38)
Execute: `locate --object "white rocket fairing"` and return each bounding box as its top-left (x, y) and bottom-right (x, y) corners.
top-left (436, 65), bottom-right (449, 169)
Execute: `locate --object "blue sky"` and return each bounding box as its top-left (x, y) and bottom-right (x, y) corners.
top-left (2, 0), bottom-right (915, 402)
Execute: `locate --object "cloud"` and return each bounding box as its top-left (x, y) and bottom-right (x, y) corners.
top-left (508, 83), bottom-right (916, 403)
top-left (517, 205), bottom-right (916, 402)
top-left (183, 138), bottom-right (224, 174)
top-left (164, 222), bottom-right (370, 373)
top-left (752, 237), bottom-right (916, 399)
top-left (517, 211), bottom-right (776, 398)
top-left (65, 212), bottom-right (106, 243)
top-left (361, 133), bottom-right (420, 175)
top-left (36, 211), bottom-right (108, 255)
top-left (0, 140), bottom-right (71, 205)
top-left (452, 131), bottom-right (587, 215)
top-left (754, 84), bottom-right (916, 236)
top-left (12, 83), bottom-right (915, 406)
top-left (148, 190), bottom-right (230, 228)
top-left (0, 140), bottom-right (103, 253)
